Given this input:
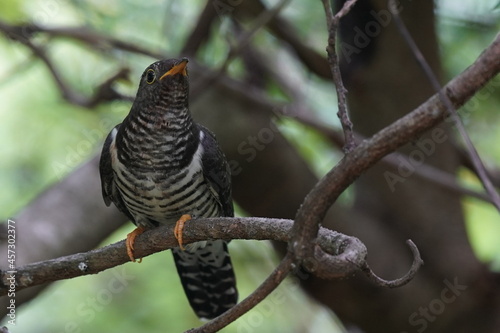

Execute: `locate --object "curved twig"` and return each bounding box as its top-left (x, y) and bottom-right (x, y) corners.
top-left (185, 254), bottom-right (294, 333)
top-left (361, 240), bottom-right (424, 288)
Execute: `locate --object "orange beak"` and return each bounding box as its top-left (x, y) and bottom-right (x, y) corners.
top-left (160, 58), bottom-right (188, 80)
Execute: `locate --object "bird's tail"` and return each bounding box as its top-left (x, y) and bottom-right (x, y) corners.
top-left (172, 240), bottom-right (238, 319)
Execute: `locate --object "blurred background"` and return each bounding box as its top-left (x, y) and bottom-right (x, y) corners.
top-left (0, 0), bottom-right (499, 332)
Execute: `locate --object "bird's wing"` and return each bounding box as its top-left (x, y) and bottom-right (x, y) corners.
top-left (198, 125), bottom-right (234, 217)
top-left (99, 124), bottom-right (134, 219)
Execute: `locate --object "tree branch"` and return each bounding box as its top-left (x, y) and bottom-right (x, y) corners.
top-left (0, 22), bottom-right (161, 58)
top-left (190, 0), bottom-right (290, 97)
top-left (181, 0), bottom-right (218, 56)
top-left (1, 217), bottom-right (387, 296)
top-left (185, 253), bottom-right (294, 333)
top-left (0, 217), bottom-right (421, 333)
top-left (322, 0), bottom-right (358, 152)
top-left (290, 33), bottom-right (500, 270)
top-left (389, 0), bottom-right (500, 212)
top-left (286, 110), bottom-right (494, 203)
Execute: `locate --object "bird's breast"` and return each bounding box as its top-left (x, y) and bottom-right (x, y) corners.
top-left (110, 130), bottom-right (220, 227)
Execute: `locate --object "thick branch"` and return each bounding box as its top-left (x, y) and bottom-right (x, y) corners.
top-left (0, 217), bottom-right (368, 296)
top-left (290, 34), bottom-right (500, 267)
top-left (0, 216), bottom-right (421, 333)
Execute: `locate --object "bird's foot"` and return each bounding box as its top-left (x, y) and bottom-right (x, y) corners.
top-left (174, 214), bottom-right (192, 251)
top-left (126, 226), bottom-right (145, 263)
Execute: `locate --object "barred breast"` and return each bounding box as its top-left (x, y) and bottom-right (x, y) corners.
top-left (109, 127), bottom-right (221, 228)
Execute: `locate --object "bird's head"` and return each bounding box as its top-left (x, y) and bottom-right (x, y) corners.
top-left (134, 58), bottom-right (190, 110)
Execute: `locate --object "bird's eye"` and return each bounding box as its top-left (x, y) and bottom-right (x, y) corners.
top-left (146, 69), bottom-right (156, 84)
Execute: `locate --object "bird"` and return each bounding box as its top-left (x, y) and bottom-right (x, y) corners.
top-left (99, 58), bottom-right (238, 319)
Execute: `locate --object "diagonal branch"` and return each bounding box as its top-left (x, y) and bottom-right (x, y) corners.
top-left (290, 33), bottom-right (500, 270)
top-left (181, 0), bottom-right (219, 55)
top-left (389, 0), bottom-right (500, 212)
top-left (286, 111), bottom-right (494, 203)
top-left (186, 253), bottom-right (294, 333)
top-left (0, 21), bottom-right (142, 107)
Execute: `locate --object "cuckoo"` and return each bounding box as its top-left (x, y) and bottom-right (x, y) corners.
top-left (99, 58), bottom-right (237, 319)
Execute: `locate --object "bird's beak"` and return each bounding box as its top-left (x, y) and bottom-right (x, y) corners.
top-left (160, 58), bottom-right (188, 80)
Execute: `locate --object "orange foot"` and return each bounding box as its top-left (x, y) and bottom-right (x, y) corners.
top-left (126, 226), bottom-right (145, 263)
top-left (174, 214), bottom-right (192, 251)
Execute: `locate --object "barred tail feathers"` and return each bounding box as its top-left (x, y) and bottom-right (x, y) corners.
top-left (172, 240), bottom-right (238, 319)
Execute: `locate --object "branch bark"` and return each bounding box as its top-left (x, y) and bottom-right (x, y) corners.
top-left (290, 33), bottom-right (500, 271)
top-left (322, 0), bottom-right (358, 152)
top-left (0, 217), bottom-right (369, 295)
top-left (0, 217), bottom-right (421, 333)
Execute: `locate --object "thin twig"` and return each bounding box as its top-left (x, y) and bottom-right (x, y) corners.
top-left (322, 0), bottom-right (358, 152)
top-left (361, 240), bottom-right (424, 288)
top-left (185, 254), bottom-right (294, 333)
top-left (284, 110), bottom-right (493, 203)
top-left (457, 143), bottom-right (500, 189)
top-left (0, 21), bottom-right (132, 107)
top-left (190, 0), bottom-right (290, 97)
top-left (289, 0), bottom-right (359, 265)
top-left (389, 0), bottom-right (500, 213)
